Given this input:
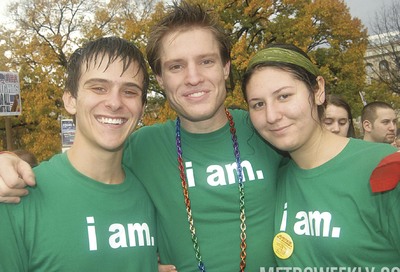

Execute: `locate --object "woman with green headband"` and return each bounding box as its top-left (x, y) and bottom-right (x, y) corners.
top-left (242, 44), bottom-right (399, 268)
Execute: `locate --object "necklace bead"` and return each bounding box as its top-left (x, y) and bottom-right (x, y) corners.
top-left (175, 109), bottom-right (247, 271)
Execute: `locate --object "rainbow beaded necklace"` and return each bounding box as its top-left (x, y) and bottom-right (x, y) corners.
top-left (175, 109), bottom-right (247, 272)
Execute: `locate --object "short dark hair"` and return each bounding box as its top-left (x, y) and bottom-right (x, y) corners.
top-left (361, 101), bottom-right (394, 123)
top-left (13, 149), bottom-right (38, 167)
top-left (146, 1), bottom-right (231, 76)
top-left (66, 36), bottom-right (149, 104)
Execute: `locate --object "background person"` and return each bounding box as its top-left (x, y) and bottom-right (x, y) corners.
top-left (241, 43), bottom-right (399, 268)
top-left (322, 94), bottom-right (356, 137)
top-left (394, 128), bottom-right (400, 149)
top-left (361, 101), bottom-right (398, 144)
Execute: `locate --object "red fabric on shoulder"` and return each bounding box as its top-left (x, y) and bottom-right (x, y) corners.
top-left (370, 152), bottom-right (400, 193)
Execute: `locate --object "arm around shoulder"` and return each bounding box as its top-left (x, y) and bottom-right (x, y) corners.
top-left (370, 152), bottom-right (400, 255)
top-left (370, 151), bottom-right (400, 193)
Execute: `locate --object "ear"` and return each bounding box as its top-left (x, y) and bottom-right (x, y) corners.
top-left (314, 76), bottom-right (325, 106)
top-left (63, 91), bottom-right (77, 115)
top-left (223, 60), bottom-right (231, 80)
top-left (363, 120), bottom-right (372, 132)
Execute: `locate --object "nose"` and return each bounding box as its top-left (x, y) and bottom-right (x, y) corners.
top-left (184, 63), bottom-right (203, 86)
top-left (388, 122), bottom-right (396, 131)
top-left (265, 103), bottom-right (282, 124)
top-left (105, 90), bottom-right (122, 111)
top-left (330, 123), bottom-right (340, 133)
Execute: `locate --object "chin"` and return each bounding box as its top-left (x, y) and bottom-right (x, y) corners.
top-left (100, 140), bottom-right (125, 152)
top-left (267, 140), bottom-right (291, 152)
top-left (278, 146), bottom-right (293, 152)
top-left (104, 145), bottom-right (125, 152)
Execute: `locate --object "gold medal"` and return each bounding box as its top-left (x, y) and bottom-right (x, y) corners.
top-left (273, 232), bottom-right (294, 259)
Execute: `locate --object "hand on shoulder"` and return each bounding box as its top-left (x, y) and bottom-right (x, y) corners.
top-left (370, 151), bottom-right (400, 193)
top-left (0, 152), bottom-right (36, 203)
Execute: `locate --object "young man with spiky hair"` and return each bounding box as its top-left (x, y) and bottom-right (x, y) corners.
top-left (0, 37), bottom-right (159, 271)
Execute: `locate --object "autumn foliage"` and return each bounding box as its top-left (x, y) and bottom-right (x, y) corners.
top-left (0, 0), bottom-right (398, 161)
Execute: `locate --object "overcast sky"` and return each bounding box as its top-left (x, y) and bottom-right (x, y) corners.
top-left (344, 0), bottom-right (392, 33)
top-left (0, 0), bottom-right (394, 34)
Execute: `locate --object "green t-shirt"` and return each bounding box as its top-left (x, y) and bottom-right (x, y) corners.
top-left (274, 138), bottom-right (399, 268)
top-left (124, 109), bottom-right (284, 271)
top-left (0, 152), bottom-right (158, 272)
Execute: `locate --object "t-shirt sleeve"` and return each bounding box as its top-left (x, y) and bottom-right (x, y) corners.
top-left (0, 204), bottom-right (28, 271)
top-left (387, 185), bottom-right (400, 254)
top-left (375, 184), bottom-right (400, 255)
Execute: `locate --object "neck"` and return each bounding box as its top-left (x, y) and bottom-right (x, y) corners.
top-left (66, 143), bottom-right (125, 184)
top-left (290, 129), bottom-right (349, 169)
top-left (363, 134), bottom-right (374, 142)
top-left (179, 107), bottom-right (228, 133)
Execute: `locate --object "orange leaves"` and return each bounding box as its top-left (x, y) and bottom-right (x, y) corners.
top-left (1, 0), bottom-right (397, 160)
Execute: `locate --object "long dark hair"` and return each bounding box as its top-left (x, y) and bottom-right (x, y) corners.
top-left (325, 94), bottom-right (356, 138)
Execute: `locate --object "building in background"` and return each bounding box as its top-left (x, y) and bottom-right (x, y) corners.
top-left (61, 118), bottom-right (75, 152)
top-left (0, 72), bottom-right (21, 116)
top-left (365, 31), bottom-right (400, 91)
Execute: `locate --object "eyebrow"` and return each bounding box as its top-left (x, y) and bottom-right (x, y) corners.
top-left (83, 78), bottom-right (143, 90)
top-left (325, 117), bottom-right (349, 120)
top-left (163, 53), bottom-right (220, 65)
top-left (247, 86), bottom-right (293, 102)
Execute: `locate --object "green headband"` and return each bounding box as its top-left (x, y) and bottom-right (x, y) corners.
top-left (247, 47), bottom-right (320, 76)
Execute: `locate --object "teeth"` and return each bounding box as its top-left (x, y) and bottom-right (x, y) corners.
top-left (187, 91), bottom-right (205, 97)
top-left (98, 117), bottom-right (124, 125)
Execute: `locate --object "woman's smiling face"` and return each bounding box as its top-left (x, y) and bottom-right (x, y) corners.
top-left (246, 66), bottom-right (324, 153)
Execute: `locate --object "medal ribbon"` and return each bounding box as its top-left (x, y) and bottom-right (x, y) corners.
top-left (175, 109), bottom-right (247, 272)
